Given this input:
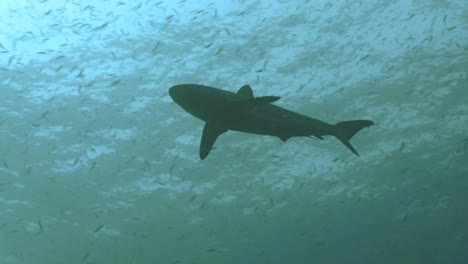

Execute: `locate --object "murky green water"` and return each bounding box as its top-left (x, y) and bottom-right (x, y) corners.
top-left (1, 0), bottom-right (467, 263)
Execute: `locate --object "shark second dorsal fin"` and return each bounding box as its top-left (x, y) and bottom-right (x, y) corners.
top-left (237, 85), bottom-right (254, 97)
top-left (234, 96), bottom-right (281, 111)
top-left (250, 96), bottom-right (280, 104)
top-left (199, 122), bottom-right (227, 160)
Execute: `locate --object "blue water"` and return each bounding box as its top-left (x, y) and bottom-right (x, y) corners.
top-left (1, 0), bottom-right (467, 263)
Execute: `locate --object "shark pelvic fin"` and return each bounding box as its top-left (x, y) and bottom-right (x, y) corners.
top-left (200, 122), bottom-right (227, 160)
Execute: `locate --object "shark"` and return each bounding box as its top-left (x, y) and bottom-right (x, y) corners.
top-left (168, 84), bottom-right (374, 160)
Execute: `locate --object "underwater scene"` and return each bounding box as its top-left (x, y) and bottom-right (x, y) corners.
top-left (1, 0), bottom-right (467, 263)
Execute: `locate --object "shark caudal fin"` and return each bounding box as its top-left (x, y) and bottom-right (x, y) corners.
top-left (334, 120), bottom-right (374, 156)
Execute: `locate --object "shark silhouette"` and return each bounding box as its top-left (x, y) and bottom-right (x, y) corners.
top-left (169, 84), bottom-right (374, 160)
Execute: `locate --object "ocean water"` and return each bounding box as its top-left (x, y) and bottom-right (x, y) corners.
top-left (1, 0), bottom-right (467, 263)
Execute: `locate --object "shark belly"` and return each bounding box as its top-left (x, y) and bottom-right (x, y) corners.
top-left (223, 104), bottom-right (333, 139)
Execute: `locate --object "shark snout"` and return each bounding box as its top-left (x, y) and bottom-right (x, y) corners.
top-left (169, 84), bottom-right (200, 108)
top-left (168, 85), bottom-right (188, 105)
top-left (168, 85), bottom-right (181, 100)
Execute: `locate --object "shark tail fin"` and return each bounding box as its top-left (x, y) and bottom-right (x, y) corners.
top-left (334, 120), bottom-right (374, 156)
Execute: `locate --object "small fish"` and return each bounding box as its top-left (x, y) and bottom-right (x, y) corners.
top-left (207, 248), bottom-right (228, 253)
top-left (2, 159), bottom-right (8, 169)
top-left (132, 52), bottom-right (143, 61)
top-left (189, 195), bottom-right (197, 202)
top-left (81, 252), bottom-right (90, 262)
top-left (262, 59), bottom-right (269, 70)
top-left (204, 41), bottom-right (214, 48)
top-left (199, 200), bottom-right (207, 209)
top-left (37, 220), bottom-right (43, 234)
top-left (93, 22), bottom-right (109, 31)
top-left (8, 55), bottom-right (15, 65)
top-left (131, 2), bottom-right (142, 11)
top-left (76, 68), bottom-right (84, 78)
top-left (404, 13), bottom-right (415, 21)
top-left (127, 155), bottom-right (136, 163)
top-left (424, 35), bottom-right (433, 43)
top-left (94, 224), bottom-right (105, 233)
top-left (400, 142), bottom-right (406, 152)
top-left (144, 159), bottom-right (151, 168)
top-left (39, 111), bottom-right (49, 120)
top-left (401, 213), bottom-right (408, 222)
top-left (152, 41), bottom-right (160, 53)
top-left (153, 179), bottom-right (164, 186)
top-left (111, 79), bottom-right (120, 86)
top-left (446, 26), bottom-right (456, 31)
top-left (215, 46), bottom-right (223, 55)
top-left (360, 54), bottom-right (369, 61)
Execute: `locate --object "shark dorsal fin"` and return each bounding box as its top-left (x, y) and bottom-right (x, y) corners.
top-left (237, 85), bottom-right (254, 98)
top-left (200, 122), bottom-right (227, 160)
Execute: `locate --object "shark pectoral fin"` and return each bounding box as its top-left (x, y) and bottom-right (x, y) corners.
top-left (200, 122), bottom-right (227, 160)
top-left (237, 85), bottom-right (254, 97)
